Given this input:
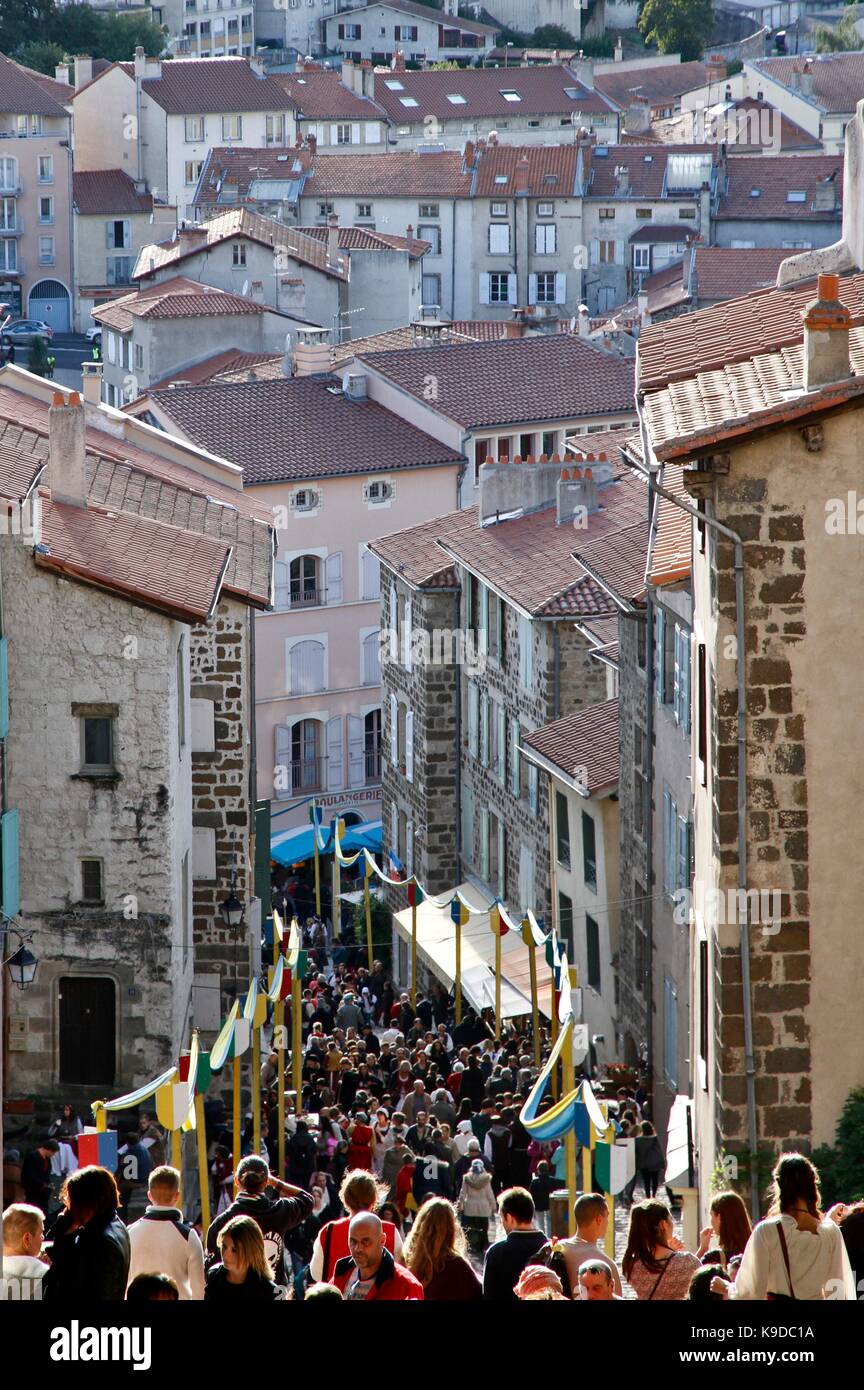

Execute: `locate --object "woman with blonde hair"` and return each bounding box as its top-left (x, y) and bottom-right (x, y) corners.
top-left (402, 1197), bottom-right (481, 1301)
top-left (204, 1215), bottom-right (285, 1301)
top-left (697, 1190), bottom-right (752, 1267)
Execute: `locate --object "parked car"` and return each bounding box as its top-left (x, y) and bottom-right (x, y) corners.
top-left (85, 324), bottom-right (102, 348)
top-left (0, 318), bottom-right (53, 347)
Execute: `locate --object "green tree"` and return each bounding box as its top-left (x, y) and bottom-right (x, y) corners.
top-left (638, 0), bottom-right (714, 62)
top-left (52, 3), bottom-right (103, 54)
top-left (15, 39), bottom-right (65, 74)
top-left (814, 9), bottom-right (862, 52)
top-left (349, 894), bottom-right (392, 971)
top-left (0, 0), bottom-right (57, 54)
top-left (812, 1087), bottom-right (864, 1206)
top-left (28, 336), bottom-right (50, 378)
top-left (532, 24), bottom-right (579, 47)
top-left (98, 12), bottom-right (167, 61)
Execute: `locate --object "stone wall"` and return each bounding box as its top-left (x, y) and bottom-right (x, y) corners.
top-left (616, 609), bottom-right (651, 1064)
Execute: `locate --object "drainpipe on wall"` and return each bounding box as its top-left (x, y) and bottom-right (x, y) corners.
top-left (454, 589), bottom-right (462, 872)
top-left (450, 200), bottom-right (456, 320)
top-left (553, 625), bottom-right (561, 719)
top-left (634, 406), bottom-right (758, 1222)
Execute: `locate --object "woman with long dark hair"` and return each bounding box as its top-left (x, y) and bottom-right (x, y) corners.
top-left (43, 1166), bottom-right (130, 1302)
top-left (712, 1154), bottom-right (855, 1300)
top-left (402, 1197), bottom-right (481, 1300)
top-left (697, 1190), bottom-right (752, 1267)
top-left (622, 1200), bottom-right (700, 1300)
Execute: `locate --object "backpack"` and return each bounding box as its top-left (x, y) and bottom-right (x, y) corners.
top-left (489, 1127), bottom-right (511, 1170)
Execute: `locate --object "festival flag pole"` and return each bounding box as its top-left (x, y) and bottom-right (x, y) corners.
top-left (171, 1126), bottom-right (183, 1208)
top-left (604, 1114), bottom-right (616, 1259)
top-left (491, 904), bottom-right (502, 1043)
top-left (292, 969), bottom-right (302, 1117)
top-left (251, 1024), bottom-right (261, 1158)
top-left (194, 1087), bottom-right (210, 1231)
top-left (408, 880), bottom-right (419, 1009)
top-left (232, 1050), bottom-right (241, 1194)
top-left (331, 817), bottom-right (343, 940)
top-left (563, 971), bottom-right (578, 1236)
top-left (364, 855), bottom-right (374, 971)
top-left (522, 919), bottom-right (541, 1069)
top-left (311, 803), bottom-right (322, 918)
top-left (450, 898), bottom-right (466, 1025)
top-left (550, 955), bottom-right (560, 1101)
top-left (272, 913), bottom-right (286, 1181)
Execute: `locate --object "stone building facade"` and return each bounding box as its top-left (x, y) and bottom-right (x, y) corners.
top-left (615, 607), bottom-right (651, 1067)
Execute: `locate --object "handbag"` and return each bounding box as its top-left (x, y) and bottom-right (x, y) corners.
top-left (766, 1219), bottom-right (796, 1301)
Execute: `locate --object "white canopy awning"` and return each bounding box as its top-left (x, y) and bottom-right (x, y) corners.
top-left (393, 881), bottom-right (552, 1020)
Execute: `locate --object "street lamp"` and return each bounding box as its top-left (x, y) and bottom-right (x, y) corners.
top-left (6, 943), bottom-right (37, 990)
top-left (220, 877), bottom-right (245, 930)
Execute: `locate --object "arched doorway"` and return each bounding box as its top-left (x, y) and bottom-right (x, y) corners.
top-left (28, 278), bottom-right (71, 332)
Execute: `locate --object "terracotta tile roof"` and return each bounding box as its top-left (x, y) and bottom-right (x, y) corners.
top-left (637, 268), bottom-right (864, 392)
top-left (0, 377), bottom-right (274, 609)
top-left (567, 428), bottom-right (640, 463)
top-left (305, 151), bottom-right (472, 198)
top-left (348, 0), bottom-right (496, 34)
top-left (368, 509), bottom-right (462, 588)
top-left (692, 246), bottom-right (790, 303)
top-left (371, 64), bottom-right (614, 122)
top-left (639, 260), bottom-right (690, 314)
top-left (576, 613), bottom-right (619, 648)
top-left (37, 496), bottom-right (230, 624)
top-left (718, 154), bottom-right (842, 220)
top-left (329, 321), bottom-right (483, 367)
top-left (134, 208), bottom-right (349, 281)
top-left (359, 335), bottom-right (637, 429)
top-left (648, 462), bottom-right (691, 587)
top-left (272, 70), bottom-right (385, 120)
top-left (585, 143), bottom-right (716, 199)
top-left (447, 319), bottom-right (514, 340)
top-left (594, 61), bottom-right (712, 112)
top-left (753, 52), bottom-right (864, 115)
top-left (296, 224), bottom-right (429, 259)
top-left (645, 97), bottom-right (819, 151)
top-left (195, 146), bottom-right (313, 207)
top-left (521, 697), bottom-right (618, 793)
top-left (642, 328), bottom-right (864, 461)
top-left (17, 62), bottom-right (75, 105)
top-left (129, 57), bottom-right (297, 115)
top-left (472, 143), bottom-right (580, 198)
top-left (152, 349), bottom-right (282, 389)
top-left (144, 375), bottom-right (465, 484)
top-left (573, 520), bottom-right (648, 606)
top-left (437, 470), bottom-right (645, 616)
top-left (0, 52), bottom-right (70, 117)
top-left (92, 276), bottom-right (277, 332)
top-left (73, 169), bottom-right (154, 216)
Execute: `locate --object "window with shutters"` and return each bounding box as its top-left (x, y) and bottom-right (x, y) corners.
top-left (633, 245), bottom-right (650, 272)
top-left (663, 976), bottom-right (678, 1087)
top-left (291, 719), bottom-right (323, 791)
top-left (364, 479), bottom-right (394, 505)
top-left (364, 708), bottom-right (382, 783)
top-left (289, 555), bottom-right (321, 608)
top-left (697, 641), bottom-right (708, 787)
top-left (582, 810), bottom-right (597, 892)
top-left (534, 223), bottom-right (556, 254)
top-left (418, 223), bottom-right (441, 255)
top-left (509, 717), bottom-right (520, 798)
top-left (598, 240), bottom-right (616, 264)
top-left (185, 116), bottom-right (204, 141)
top-left (396, 701), bottom-right (407, 773)
top-left (468, 682), bottom-right (479, 758)
top-left (698, 936), bottom-right (709, 1080)
top-left (405, 708), bottom-right (414, 783)
top-left (555, 790), bottom-right (570, 869)
top-left (518, 614), bottom-right (534, 690)
top-left (489, 272), bottom-right (510, 302)
top-left (558, 890), bottom-right (574, 956)
top-left (361, 630), bottom-right (380, 686)
top-left (290, 488), bottom-right (320, 515)
top-left (221, 115), bottom-right (242, 140)
top-left (400, 594), bottom-right (412, 670)
top-left (663, 786), bottom-right (677, 897)
top-left (487, 810), bottom-right (505, 897)
top-left (535, 271), bottom-right (556, 303)
top-left (674, 623), bottom-right (691, 732)
top-left (528, 762), bottom-right (539, 817)
top-left (287, 638), bottom-right (325, 695)
top-left (461, 782), bottom-right (474, 868)
top-left (479, 691), bottom-right (489, 767)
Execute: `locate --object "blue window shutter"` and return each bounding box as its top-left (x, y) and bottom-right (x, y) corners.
top-left (655, 608), bottom-right (664, 703)
top-left (682, 627), bottom-right (691, 734)
top-left (677, 814), bottom-right (689, 891)
top-left (2, 809), bottom-right (20, 918)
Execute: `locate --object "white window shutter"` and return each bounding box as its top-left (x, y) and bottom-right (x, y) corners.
top-left (403, 599), bottom-right (413, 671)
top-left (362, 630), bottom-right (381, 686)
top-left (497, 704), bottom-right (506, 781)
top-left (461, 783), bottom-right (473, 866)
top-left (391, 803), bottom-right (398, 860)
top-left (289, 639), bottom-right (325, 694)
top-left (529, 762), bottom-right (539, 816)
top-left (480, 807), bottom-right (489, 882)
top-left (351, 123), bottom-right (360, 144)
top-left (330, 123), bottom-right (339, 145)
top-left (507, 273), bottom-right (518, 304)
top-left (361, 549), bottom-right (380, 600)
top-left (519, 844), bottom-right (535, 911)
top-left (275, 725), bottom-right (291, 800)
top-left (347, 713), bottom-right (364, 788)
top-left (554, 272), bottom-right (566, 304)
top-left (405, 709), bottom-right (414, 783)
top-left (364, 120), bottom-right (380, 142)
top-left (479, 273), bottom-right (490, 305)
top-left (406, 817), bottom-right (414, 876)
top-left (615, 240), bottom-right (625, 266)
top-left (497, 821), bottom-right (506, 896)
top-left (590, 239), bottom-right (599, 266)
top-left (325, 551), bottom-right (343, 604)
top-left (274, 558), bottom-right (290, 609)
top-left (480, 693), bottom-right (489, 767)
top-left (390, 692), bottom-right (398, 764)
top-left (479, 583), bottom-right (488, 647)
top-left (390, 582), bottom-right (399, 661)
top-left (326, 715), bottom-right (343, 791)
top-left (526, 620), bottom-right (534, 686)
top-left (528, 273), bottom-right (538, 306)
top-left (510, 717), bottom-right (520, 797)
top-left (468, 683), bottom-right (479, 757)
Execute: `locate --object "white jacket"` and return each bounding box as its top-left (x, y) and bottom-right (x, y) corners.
top-left (730, 1214), bottom-right (856, 1301)
top-left (127, 1207), bottom-right (206, 1301)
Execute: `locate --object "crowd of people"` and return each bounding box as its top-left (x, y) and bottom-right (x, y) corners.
top-left (2, 910), bottom-right (862, 1303)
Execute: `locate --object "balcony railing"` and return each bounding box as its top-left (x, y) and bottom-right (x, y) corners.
top-left (364, 748), bottom-right (382, 784)
top-left (291, 757), bottom-right (324, 793)
top-left (289, 586), bottom-right (325, 609)
top-left (0, 258), bottom-right (22, 275)
top-left (0, 218), bottom-right (18, 234)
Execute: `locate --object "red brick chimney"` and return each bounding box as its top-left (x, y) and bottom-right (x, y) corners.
top-left (802, 273), bottom-right (853, 390)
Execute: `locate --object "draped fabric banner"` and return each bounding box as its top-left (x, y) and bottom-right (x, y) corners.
top-left (519, 1015), bottom-right (606, 1142)
top-left (92, 1066), bottom-right (178, 1120)
top-left (210, 1000), bottom-right (239, 1074)
top-left (595, 1138), bottom-right (636, 1195)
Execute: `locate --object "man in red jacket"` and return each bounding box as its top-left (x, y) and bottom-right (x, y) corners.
top-left (330, 1213), bottom-right (423, 1301)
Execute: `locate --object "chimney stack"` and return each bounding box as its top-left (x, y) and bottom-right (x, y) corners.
top-left (802, 273), bottom-right (852, 391)
top-left (557, 465), bottom-right (599, 525)
top-left (800, 58), bottom-right (814, 97)
top-left (49, 392), bottom-right (87, 508)
top-left (326, 211), bottom-right (340, 269)
top-left (292, 326), bottom-right (331, 377)
top-left (81, 361), bottom-right (103, 406)
top-left (74, 55), bottom-right (93, 88)
top-left (54, 63), bottom-right (70, 85)
top-left (615, 164), bottom-right (630, 196)
top-left (625, 97), bottom-right (651, 136)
